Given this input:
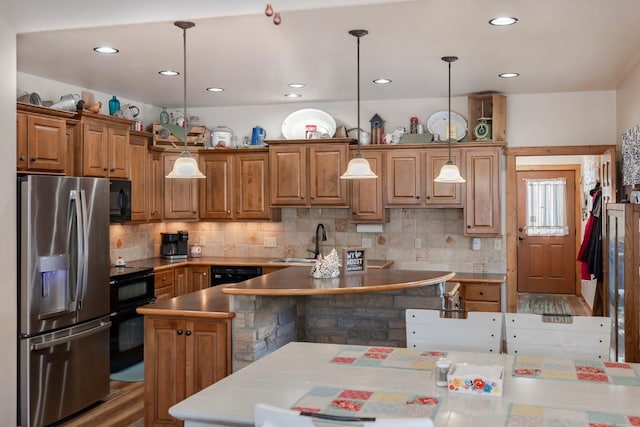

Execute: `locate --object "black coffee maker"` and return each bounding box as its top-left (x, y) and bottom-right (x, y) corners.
top-left (161, 230), bottom-right (189, 260)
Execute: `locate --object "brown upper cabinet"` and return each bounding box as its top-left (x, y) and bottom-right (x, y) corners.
top-left (269, 140), bottom-right (350, 207)
top-left (199, 150), bottom-right (278, 221)
top-left (79, 114), bottom-right (131, 178)
top-left (463, 147), bottom-right (501, 236)
top-left (467, 94), bottom-right (507, 143)
top-left (349, 150), bottom-right (388, 223)
top-left (385, 147), bottom-right (464, 208)
top-left (163, 152), bottom-right (199, 220)
top-left (16, 103), bottom-right (73, 173)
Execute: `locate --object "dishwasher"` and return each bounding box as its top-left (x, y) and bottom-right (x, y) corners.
top-left (211, 266), bottom-right (263, 286)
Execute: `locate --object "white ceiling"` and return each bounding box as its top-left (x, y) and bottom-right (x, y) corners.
top-left (15, 0), bottom-right (640, 108)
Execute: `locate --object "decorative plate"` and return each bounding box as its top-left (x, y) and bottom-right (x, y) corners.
top-left (426, 110), bottom-right (467, 141)
top-left (281, 108), bottom-right (337, 140)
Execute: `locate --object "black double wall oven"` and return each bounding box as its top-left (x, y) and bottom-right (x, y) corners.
top-left (109, 266), bottom-right (155, 373)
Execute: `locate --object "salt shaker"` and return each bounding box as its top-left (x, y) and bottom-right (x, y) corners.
top-left (435, 359), bottom-right (451, 387)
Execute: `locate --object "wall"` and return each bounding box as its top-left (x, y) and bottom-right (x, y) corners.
top-left (1, 2), bottom-right (17, 424)
top-left (617, 60), bottom-right (640, 143)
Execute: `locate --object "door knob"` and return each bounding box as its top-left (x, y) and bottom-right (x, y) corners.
top-left (518, 236), bottom-right (524, 241)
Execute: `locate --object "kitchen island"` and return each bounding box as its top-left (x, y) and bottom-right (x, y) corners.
top-left (138, 266), bottom-right (454, 427)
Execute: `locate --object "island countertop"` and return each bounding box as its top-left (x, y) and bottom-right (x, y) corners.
top-left (220, 268), bottom-right (455, 296)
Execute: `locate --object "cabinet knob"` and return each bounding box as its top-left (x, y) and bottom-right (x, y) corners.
top-left (185, 330), bottom-right (192, 336)
top-left (467, 225), bottom-right (471, 228)
top-left (20, 156), bottom-right (26, 161)
top-left (227, 210), bottom-right (231, 214)
top-left (192, 211), bottom-right (197, 214)
top-left (416, 196), bottom-right (420, 200)
top-left (426, 196), bottom-right (431, 200)
top-left (176, 329), bottom-right (183, 335)
top-left (110, 168), bottom-right (116, 172)
top-left (30, 157), bottom-right (36, 161)
top-left (103, 167), bottom-right (109, 171)
top-left (203, 272), bottom-right (207, 276)
top-left (479, 292), bottom-right (484, 296)
top-left (162, 276), bottom-right (167, 281)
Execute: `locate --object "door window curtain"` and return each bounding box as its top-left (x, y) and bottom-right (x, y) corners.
top-left (524, 177), bottom-right (569, 236)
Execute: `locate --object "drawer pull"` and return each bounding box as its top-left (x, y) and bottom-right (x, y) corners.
top-left (479, 292), bottom-right (484, 296)
top-left (177, 329), bottom-right (183, 335)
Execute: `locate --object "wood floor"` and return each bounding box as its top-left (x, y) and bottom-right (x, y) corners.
top-left (55, 381), bottom-right (144, 427)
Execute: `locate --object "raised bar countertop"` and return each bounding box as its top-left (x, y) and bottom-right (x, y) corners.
top-left (220, 267), bottom-right (455, 296)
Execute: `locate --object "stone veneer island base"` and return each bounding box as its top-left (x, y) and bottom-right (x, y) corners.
top-left (221, 267), bottom-right (455, 371)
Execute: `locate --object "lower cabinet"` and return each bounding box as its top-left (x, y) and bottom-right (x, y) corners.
top-left (154, 269), bottom-right (174, 301)
top-left (144, 315), bottom-right (231, 427)
top-left (461, 283), bottom-right (501, 312)
top-left (188, 265), bottom-right (211, 293)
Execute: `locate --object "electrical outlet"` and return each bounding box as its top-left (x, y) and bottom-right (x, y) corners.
top-left (494, 239), bottom-right (502, 250)
top-left (362, 237), bottom-right (372, 248)
top-left (199, 236), bottom-right (206, 245)
top-left (414, 238), bottom-right (422, 249)
top-left (264, 237), bottom-right (277, 248)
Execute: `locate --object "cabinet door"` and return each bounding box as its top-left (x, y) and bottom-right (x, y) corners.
top-left (174, 266), bottom-right (189, 297)
top-left (188, 265), bottom-right (211, 293)
top-left (350, 151), bottom-right (387, 222)
top-left (108, 127), bottom-right (130, 179)
top-left (185, 319), bottom-right (230, 397)
top-left (144, 317), bottom-right (186, 427)
top-left (425, 148), bottom-right (464, 207)
top-left (163, 153), bottom-right (199, 220)
top-left (26, 114), bottom-right (66, 172)
top-left (308, 144), bottom-right (348, 206)
top-left (129, 135), bottom-right (148, 222)
top-left (82, 122), bottom-right (109, 177)
top-left (148, 151), bottom-right (164, 221)
top-left (16, 113), bottom-right (27, 170)
top-left (270, 145), bottom-right (306, 206)
top-left (464, 148), bottom-right (501, 236)
top-left (199, 153), bottom-right (233, 220)
top-left (235, 152), bottom-right (270, 220)
top-left (386, 150), bottom-right (422, 206)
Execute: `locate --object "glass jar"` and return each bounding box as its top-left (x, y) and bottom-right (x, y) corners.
top-left (435, 359), bottom-right (451, 387)
top-left (108, 96), bottom-right (120, 116)
top-left (160, 107), bottom-right (170, 125)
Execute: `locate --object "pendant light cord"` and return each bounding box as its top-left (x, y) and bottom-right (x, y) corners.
top-left (447, 58), bottom-right (452, 161)
top-left (349, 29), bottom-right (367, 158)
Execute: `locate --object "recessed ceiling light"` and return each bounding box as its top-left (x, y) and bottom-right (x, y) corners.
top-left (284, 93), bottom-right (302, 98)
top-left (93, 46), bottom-right (119, 54)
top-left (159, 70), bottom-right (179, 76)
top-left (373, 78), bottom-right (392, 84)
top-left (287, 83), bottom-right (305, 88)
top-left (489, 16), bottom-right (518, 26)
top-left (207, 87), bottom-right (224, 92)
top-left (499, 72), bottom-right (520, 78)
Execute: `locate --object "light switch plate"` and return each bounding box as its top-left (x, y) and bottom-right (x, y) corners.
top-left (264, 237), bottom-right (277, 248)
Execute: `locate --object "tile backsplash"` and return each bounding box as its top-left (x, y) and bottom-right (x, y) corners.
top-left (109, 208), bottom-right (505, 273)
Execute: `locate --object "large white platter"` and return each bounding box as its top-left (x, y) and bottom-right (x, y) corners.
top-left (426, 110), bottom-right (467, 141)
top-left (281, 108), bottom-right (337, 140)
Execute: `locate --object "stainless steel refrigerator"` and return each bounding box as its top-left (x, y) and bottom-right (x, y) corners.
top-left (18, 175), bottom-right (111, 427)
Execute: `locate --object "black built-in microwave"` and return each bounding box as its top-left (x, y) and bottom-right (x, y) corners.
top-left (109, 179), bottom-right (131, 223)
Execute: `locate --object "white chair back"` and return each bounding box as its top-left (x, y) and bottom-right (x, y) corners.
top-left (406, 309), bottom-right (503, 353)
top-left (254, 403), bottom-right (314, 427)
top-left (505, 313), bottom-right (611, 360)
top-left (254, 403), bottom-right (433, 426)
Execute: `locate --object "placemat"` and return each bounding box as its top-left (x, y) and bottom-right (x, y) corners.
top-left (507, 403), bottom-right (640, 426)
top-left (331, 346), bottom-right (446, 371)
top-left (291, 386), bottom-right (439, 419)
top-left (512, 355), bottom-right (640, 386)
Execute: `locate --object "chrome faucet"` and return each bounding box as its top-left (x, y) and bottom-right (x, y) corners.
top-left (309, 223), bottom-right (327, 259)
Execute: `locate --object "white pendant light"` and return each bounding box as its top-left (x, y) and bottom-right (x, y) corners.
top-left (165, 21), bottom-right (206, 179)
top-left (434, 56), bottom-right (465, 184)
top-left (340, 29), bottom-right (377, 180)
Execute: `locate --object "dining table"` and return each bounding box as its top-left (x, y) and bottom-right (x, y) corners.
top-left (169, 341), bottom-right (640, 426)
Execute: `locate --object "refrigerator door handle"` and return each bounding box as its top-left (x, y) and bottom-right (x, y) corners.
top-left (67, 189), bottom-right (83, 312)
top-left (77, 189), bottom-right (90, 311)
top-left (30, 321), bottom-right (111, 351)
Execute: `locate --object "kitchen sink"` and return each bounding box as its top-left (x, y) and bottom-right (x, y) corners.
top-left (269, 257), bottom-right (317, 264)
